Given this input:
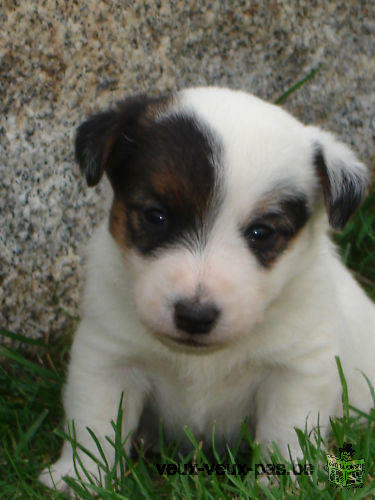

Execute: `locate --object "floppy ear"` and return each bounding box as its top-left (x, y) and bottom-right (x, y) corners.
top-left (308, 126), bottom-right (368, 230)
top-left (75, 109), bottom-right (122, 187)
top-left (75, 95), bottom-right (154, 186)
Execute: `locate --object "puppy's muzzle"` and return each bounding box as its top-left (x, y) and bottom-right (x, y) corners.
top-left (174, 299), bottom-right (220, 334)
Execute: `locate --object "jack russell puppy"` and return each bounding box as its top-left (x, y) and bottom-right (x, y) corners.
top-left (40, 87), bottom-right (375, 491)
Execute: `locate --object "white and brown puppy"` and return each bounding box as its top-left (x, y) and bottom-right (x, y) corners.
top-left (40, 87), bottom-right (375, 490)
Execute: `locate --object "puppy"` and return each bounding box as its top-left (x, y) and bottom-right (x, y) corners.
top-left (40, 87), bottom-right (375, 491)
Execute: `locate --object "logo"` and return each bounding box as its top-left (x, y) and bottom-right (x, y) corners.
top-left (326, 443), bottom-right (365, 488)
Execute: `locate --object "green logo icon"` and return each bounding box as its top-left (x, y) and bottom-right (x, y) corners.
top-left (326, 443), bottom-right (365, 488)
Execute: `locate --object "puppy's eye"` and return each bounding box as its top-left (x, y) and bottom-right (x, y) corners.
top-left (243, 223), bottom-right (278, 251)
top-left (248, 224), bottom-right (275, 243)
top-left (143, 208), bottom-right (168, 227)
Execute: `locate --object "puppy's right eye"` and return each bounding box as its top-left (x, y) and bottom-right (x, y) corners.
top-left (143, 208), bottom-right (169, 228)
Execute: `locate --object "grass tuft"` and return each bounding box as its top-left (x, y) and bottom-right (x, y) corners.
top-left (1, 333), bottom-right (375, 498)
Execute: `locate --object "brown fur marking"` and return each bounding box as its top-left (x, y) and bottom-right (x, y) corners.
top-left (109, 198), bottom-right (131, 251)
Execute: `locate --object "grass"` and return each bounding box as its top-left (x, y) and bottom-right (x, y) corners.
top-left (334, 188), bottom-right (375, 300)
top-left (1, 325), bottom-right (375, 499)
top-left (1, 69), bottom-right (375, 498)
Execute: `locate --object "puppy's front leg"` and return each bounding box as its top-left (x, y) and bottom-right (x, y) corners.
top-left (255, 366), bottom-right (339, 462)
top-left (39, 327), bottom-right (148, 493)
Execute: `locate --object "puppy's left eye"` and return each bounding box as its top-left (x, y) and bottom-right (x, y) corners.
top-left (243, 223), bottom-right (278, 251)
top-left (248, 224), bottom-right (276, 244)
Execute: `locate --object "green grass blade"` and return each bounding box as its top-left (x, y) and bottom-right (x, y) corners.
top-left (86, 427), bottom-right (109, 470)
top-left (15, 409), bottom-right (49, 456)
top-left (335, 355), bottom-right (349, 419)
top-left (0, 329), bottom-right (49, 347)
top-left (359, 370), bottom-right (375, 406)
top-left (275, 64), bottom-right (322, 104)
top-left (1, 345), bottom-right (63, 381)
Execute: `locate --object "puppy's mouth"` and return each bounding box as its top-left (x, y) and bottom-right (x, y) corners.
top-left (170, 337), bottom-right (207, 347)
top-left (155, 333), bottom-right (227, 353)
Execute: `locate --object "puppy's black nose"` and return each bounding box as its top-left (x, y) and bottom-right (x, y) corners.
top-left (174, 300), bottom-right (220, 335)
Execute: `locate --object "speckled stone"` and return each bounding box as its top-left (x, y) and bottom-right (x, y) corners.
top-left (1, 1), bottom-right (374, 339)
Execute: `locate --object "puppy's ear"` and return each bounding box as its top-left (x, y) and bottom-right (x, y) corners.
top-left (75, 109), bottom-right (121, 187)
top-left (308, 126), bottom-right (368, 230)
top-left (75, 95), bottom-right (170, 187)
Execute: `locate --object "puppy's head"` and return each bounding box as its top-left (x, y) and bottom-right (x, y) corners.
top-left (75, 87), bottom-right (367, 351)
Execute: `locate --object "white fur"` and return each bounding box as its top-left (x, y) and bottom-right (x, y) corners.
top-left (40, 87), bottom-right (375, 492)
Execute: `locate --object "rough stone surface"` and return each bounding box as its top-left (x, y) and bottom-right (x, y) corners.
top-left (1, 1), bottom-right (374, 339)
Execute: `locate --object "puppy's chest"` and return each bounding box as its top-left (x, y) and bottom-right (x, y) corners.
top-left (146, 358), bottom-right (265, 439)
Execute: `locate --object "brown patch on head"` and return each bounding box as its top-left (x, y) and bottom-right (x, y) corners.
top-left (242, 194), bottom-right (310, 267)
top-left (103, 109), bottom-right (222, 256)
top-left (140, 94), bottom-right (176, 123)
top-left (148, 158), bottom-right (212, 226)
top-left (76, 93), bottom-right (222, 255)
top-left (75, 94), bottom-right (174, 188)
top-left (149, 164), bottom-right (191, 200)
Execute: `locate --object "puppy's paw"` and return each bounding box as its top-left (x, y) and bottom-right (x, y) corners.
top-left (39, 458), bottom-right (76, 495)
top-left (39, 456), bottom-right (102, 495)
top-left (256, 472), bottom-right (281, 489)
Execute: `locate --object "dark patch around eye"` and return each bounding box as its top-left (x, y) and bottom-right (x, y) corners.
top-left (242, 196), bottom-right (310, 267)
top-left (108, 112), bottom-right (221, 255)
top-left (125, 204), bottom-right (172, 254)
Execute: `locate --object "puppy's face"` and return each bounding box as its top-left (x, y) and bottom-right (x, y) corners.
top-left (75, 88), bottom-right (367, 350)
